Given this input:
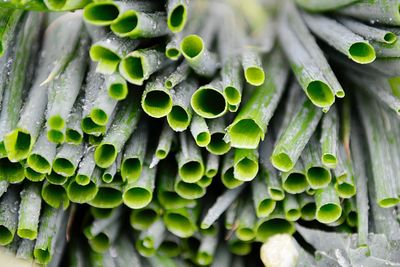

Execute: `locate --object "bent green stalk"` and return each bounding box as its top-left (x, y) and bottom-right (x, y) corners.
top-left (27, 129), bottom-right (57, 174)
top-left (191, 79), bottom-right (228, 119)
top-left (302, 12), bottom-right (376, 64)
top-left (271, 95), bottom-right (322, 172)
top-left (53, 143), bottom-right (84, 177)
top-left (167, 79), bottom-right (197, 131)
top-left (123, 164), bottom-right (155, 209)
top-left (17, 182), bottom-right (42, 240)
top-left (320, 107), bottom-right (338, 168)
top-left (315, 183), bottom-right (342, 224)
top-left (119, 46), bottom-right (169, 86)
top-left (226, 50), bottom-right (288, 149)
top-left (121, 121), bottom-right (148, 182)
top-left (167, 0), bottom-right (188, 32)
top-left (0, 186), bottom-right (20, 245)
top-left (95, 90), bottom-right (141, 168)
top-left (41, 181), bottom-right (69, 209)
top-left (177, 133), bottom-right (204, 183)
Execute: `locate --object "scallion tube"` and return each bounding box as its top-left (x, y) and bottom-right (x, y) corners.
top-left (167, 0), bottom-right (188, 32)
top-left (174, 174), bottom-right (206, 200)
top-left (196, 229), bottom-right (219, 266)
top-left (206, 117), bottom-right (231, 155)
top-left (278, 16), bottom-right (335, 108)
top-left (46, 34), bottom-right (89, 143)
top-left (17, 182), bottom-right (42, 240)
top-left (123, 164), bottom-right (155, 209)
top-left (165, 62), bottom-right (189, 89)
top-left (0, 159), bottom-right (24, 183)
top-left (302, 136), bottom-right (332, 189)
top-left (119, 46), bottom-right (169, 86)
top-left (94, 90), bottom-right (141, 169)
top-left (242, 47), bottom-right (264, 86)
top-left (53, 143), bottom-right (84, 177)
top-left (166, 35), bottom-right (182, 60)
top-left (299, 194), bottom-right (316, 221)
top-left (90, 32), bottom-right (139, 75)
top-left (41, 181), bottom-right (69, 209)
top-left (130, 201), bottom-right (161, 230)
top-left (86, 84), bottom-right (118, 128)
top-left (121, 121), bottom-right (148, 182)
top-left (89, 179), bottom-right (123, 209)
top-left (177, 132), bottom-right (204, 183)
top-left (27, 129), bottom-right (57, 175)
top-left (280, 159), bottom-right (308, 194)
top-left (34, 205), bottom-right (66, 265)
top-left (105, 73), bottom-right (129, 101)
top-left (167, 79), bottom-right (197, 132)
top-left (141, 74), bottom-right (173, 118)
top-left (252, 173), bottom-right (276, 218)
top-left (0, 186), bottom-right (20, 245)
top-left (234, 149), bottom-right (259, 182)
top-left (136, 219), bottom-right (166, 257)
top-left (150, 122), bottom-right (175, 168)
top-left (25, 166), bottom-right (45, 182)
top-left (334, 146), bottom-right (356, 199)
top-left (271, 95), bottom-right (322, 172)
top-left (75, 147), bottom-right (96, 186)
top-left (302, 12), bottom-right (376, 64)
top-left (191, 79), bottom-right (228, 119)
top-left (189, 115), bottom-right (210, 148)
top-left (221, 150), bottom-right (244, 189)
top-left (205, 153), bottom-right (219, 178)
top-left (259, 139), bottom-right (285, 201)
top-left (315, 183), bottom-right (342, 224)
top-left (283, 194), bottom-right (301, 221)
top-left (226, 49), bottom-right (288, 149)
top-left (228, 236), bottom-right (251, 256)
top-left (159, 234), bottom-right (181, 258)
top-left (65, 97), bottom-right (84, 145)
top-left (163, 205), bottom-right (199, 238)
top-left (320, 107), bottom-right (338, 168)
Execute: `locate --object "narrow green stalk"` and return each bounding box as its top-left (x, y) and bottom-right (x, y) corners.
top-left (0, 9), bottom-right (22, 57)
top-left (167, 79), bottom-right (197, 131)
top-left (75, 147), bottom-right (96, 186)
top-left (41, 181), bottom-right (69, 209)
top-left (46, 34), bottom-right (89, 143)
top-left (315, 183), bottom-right (342, 224)
top-left (191, 79), bottom-right (228, 119)
top-left (334, 145), bottom-right (356, 199)
top-left (0, 186), bottom-right (20, 245)
top-left (344, 198), bottom-right (357, 227)
top-left (27, 129), bottom-right (57, 175)
top-left (53, 143), bottom-right (84, 177)
top-left (320, 107), bottom-right (338, 168)
top-left (119, 46), bottom-right (169, 86)
top-left (17, 182), bottom-right (42, 240)
top-left (221, 150), bottom-right (244, 189)
top-left (207, 117), bottom-right (231, 155)
top-left (255, 202), bottom-right (295, 242)
top-left (302, 12), bottom-right (376, 64)
top-left (234, 149), bottom-right (259, 182)
top-left (251, 174), bottom-right (276, 218)
top-left (259, 139), bottom-right (285, 201)
top-left (94, 90), bottom-right (141, 168)
top-left (150, 122), bottom-right (175, 168)
top-left (177, 133), bottom-right (204, 183)
top-left (196, 230), bottom-right (219, 266)
top-left (357, 93), bottom-right (400, 207)
top-left (121, 121), bottom-right (148, 182)
top-left (299, 194), bottom-right (316, 221)
top-left (136, 219), bottom-right (166, 257)
top-left (190, 115), bottom-right (210, 147)
top-left (236, 198), bottom-right (256, 241)
top-left (279, 15), bottom-right (335, 108)
top-left (165, 62), bottom-right (189, 89)
top-left (283, 194), bottom-right (301, 221)
top-left (225, 199), bottom-right (239, 230)
top-left (242, 47), bottom-right (264, 86)
top-left (123, 164), bottom-right (155, 209)
top-left (90, 32), bottom-right (139, 75)
top-left (65, 97), bottom-right (83, 145)
top-left (105, 73), bottom-right (128, 100)
top-left (34, 206), bottom-right (66, 265)
top-left (166, 35), bottom-right (182, 60)
top-left (87, 85), bottom-right (118, 128)
top-left (271, 95), bottom-right (322, 172)
top-left (205, 153), bottom-right (219, 178)
top-left (163, 205), bottom-right (199, 238)
top-left (302, 136), bottom-right (332, 189)
top-left (130, 201), bottom-right (161, 230)
top-left (167, 0), bottom-right (188, 32)
top-left (102, 162), bottom-right (117, 183)
top-left (226, 50), bottom-right (288, 148)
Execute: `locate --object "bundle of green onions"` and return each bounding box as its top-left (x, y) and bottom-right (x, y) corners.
top-left (0, 0), bottom-right (400, 266)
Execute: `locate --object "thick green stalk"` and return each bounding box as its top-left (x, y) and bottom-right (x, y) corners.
top-left (27, 129), bottom-right (57, 175)
top-left (251, 173), bottom-right (276, 218)
top-left (89, 179), bottom-right (123, 209)
top-left (234, 149), bottom-right (259, 182)
top-left (207, 117), bottom-right (231, 155)
top-left (221, 150), bottom-right (243, 189)
top-left (174, 174), bottom-right (206, 200)
top-left (167, 0), bottom-right (188, 32)
top-left (123, 164), bottom-right (155, 209)
top-left (283, 194), bottom-right (301, 221)
top-left (196, 229), bottom-right (219, 266)
top-left (141, 73), bottom-right (173, 118)
top-left (299, 194), bottom-right (316, 221)
top-left (315, 183), bottom-right (342, 224)
top-left (0, 186), bottom-right (20, 245)
top-left (177, 133), bottom-right (204, 183)
top-left (0, 9), bottom-right (22, 57)
top-left (236, 198), bottom-right (256, 241)
top-left (163, 205), bottom-right (199, 238)
top-left (130, 201), bottom-right (161, 230)
top-left (320, 107), bottom-right (338, 168)
top-left (41, 181), bottom-right (69, 209)
top-left (190, 115), bottom-right (210, 147)
top-left (53, 143), bottom-right (84, 177)
top-left (226, 49), bottom-right (288, 149)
